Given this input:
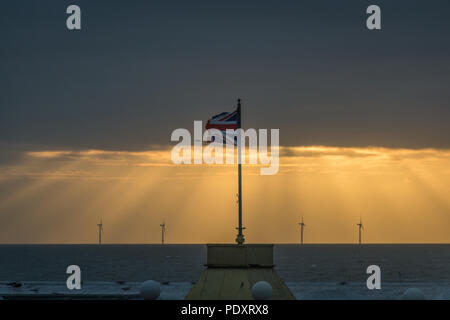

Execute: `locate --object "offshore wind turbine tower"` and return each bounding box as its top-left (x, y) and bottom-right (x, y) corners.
top-left (160, 221), bottom-right (165, 245)
top-left (298, 217), bottom-right (306, 245)
top-left (97, 218), bottom-right (103, 245)
top-left (357, 217), bottom-right (364, 245)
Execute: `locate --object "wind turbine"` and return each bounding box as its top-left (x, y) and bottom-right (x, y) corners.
top-left (298, 217), bottom-right (306, 245)
top-left (160, 221), bottom-right (166, 245)
top-left (357, 217), bottom-right (364, 245)
top-left (97, 217), bottom-right (104, 245)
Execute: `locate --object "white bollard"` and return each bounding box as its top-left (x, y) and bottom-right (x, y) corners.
top-left (251, 281), bottom-right (272, 300)
top-left (140, 280), bottom-right (161, 300)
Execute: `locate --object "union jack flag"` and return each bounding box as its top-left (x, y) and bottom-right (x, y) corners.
top-left (205, 109), bottom-right (239, 145)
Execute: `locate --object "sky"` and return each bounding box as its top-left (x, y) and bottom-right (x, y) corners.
top-left (0, 0), bottom-right (449, 243)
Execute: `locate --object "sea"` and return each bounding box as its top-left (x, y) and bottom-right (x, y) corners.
top-left (1, 244), bottom-right (449, 282)
top-left (1, 244), bottom-right (450, 299)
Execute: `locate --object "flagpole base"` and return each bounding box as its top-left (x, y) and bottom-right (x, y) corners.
top-left (235, 234), bottom-right (245, 246)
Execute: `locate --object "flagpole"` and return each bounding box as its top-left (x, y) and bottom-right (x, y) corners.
top-left (236, 99), bottom-right (245, 245)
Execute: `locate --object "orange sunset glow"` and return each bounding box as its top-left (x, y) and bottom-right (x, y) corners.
top-left (0, 146), bottom-right (449, 244)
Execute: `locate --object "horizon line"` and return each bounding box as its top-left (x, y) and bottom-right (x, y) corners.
top-left (1, 242), bottom-right (450, 245)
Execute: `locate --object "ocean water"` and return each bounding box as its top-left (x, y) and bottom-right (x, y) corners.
top-left (1, 244), bottom-right (450, 283)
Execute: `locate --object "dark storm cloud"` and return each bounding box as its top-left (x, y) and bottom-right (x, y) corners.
top-left (279, 147), bottom-right (379, 159)
top-left (1, 0), bottom-right (449, 154)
